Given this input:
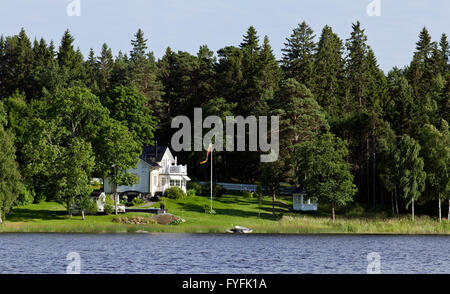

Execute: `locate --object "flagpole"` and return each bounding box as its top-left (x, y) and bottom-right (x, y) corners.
top-left (210, 146), bottom-right (213, 211)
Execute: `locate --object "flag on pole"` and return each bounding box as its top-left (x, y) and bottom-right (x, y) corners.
top-left (200, 143), bottom-right (212, 164)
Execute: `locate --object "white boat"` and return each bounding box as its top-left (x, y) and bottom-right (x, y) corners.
top-left (227, 225), bottom-right (253, 234)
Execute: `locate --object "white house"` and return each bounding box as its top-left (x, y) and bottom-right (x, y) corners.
top-left (291, 186), bottom-right (318, 211)
top-left (104, 146), bottom-right (191, 196)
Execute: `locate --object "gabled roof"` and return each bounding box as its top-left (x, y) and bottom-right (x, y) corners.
top-left (140, 145), bottom-right (169, 166)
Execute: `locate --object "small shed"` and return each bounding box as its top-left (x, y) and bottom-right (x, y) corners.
top-left (291, 186), bottom-right (318, 211)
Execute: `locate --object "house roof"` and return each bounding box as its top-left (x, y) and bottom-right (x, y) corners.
top-left (140, 145), bottom-right (169, 166)
top-left (289, 186), bottom-right (306, 195)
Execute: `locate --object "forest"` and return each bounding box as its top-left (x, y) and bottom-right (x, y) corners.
top-left (0, 20), bottom-right (449, 222)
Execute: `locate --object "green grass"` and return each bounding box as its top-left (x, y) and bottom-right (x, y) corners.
top-left (1, 195), bottom-right (449, 234)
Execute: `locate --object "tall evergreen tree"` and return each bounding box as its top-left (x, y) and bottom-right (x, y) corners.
top-left (345, 21), bottom-right (370, 111)
top-left (281, 21), bottom-right (316, 87)
top-left (312, 25), bottom-right (345, 116)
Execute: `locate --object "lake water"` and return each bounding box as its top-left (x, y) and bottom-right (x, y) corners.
top-left (0, 234), bottom-right (449, 274)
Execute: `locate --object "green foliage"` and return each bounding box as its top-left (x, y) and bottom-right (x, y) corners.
top-left (0, 102), bottom-right (24, 222)
top-left (398, 135), bottom-right (426, 220)
top-left (186, 189), bottom-right (196, 197)
top-left (242, 190), bottom-right (253, 198)
top-left (17, 188), bottom-right (34, 206)
top-left (159, 197), bottom-right (167, 209)
top-left (298, 133), bottom-right (357, 219)
top-left (281, 21), bottom-right (316, 87)
top-left (131, 197), bottom-right (145, 206)
top-left (103, 203), bottom-right (114, 215)
top-left (88, 200), bottom-right (98, 215)
top-left (164, 186), bottom-right (186, 200)
top-left (102, 85), bottom-right (157, 146)
top-left (187, 182), bottom-right (202, 196)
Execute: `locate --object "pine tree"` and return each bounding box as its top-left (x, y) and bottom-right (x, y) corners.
top-left (97, 43), bottom-right (114, 93)
top-left (312, 25), bottom-right (345, 116)
top-left (57, 30), bottom-right (86, 85)
top-left (345, 21), bottom-right (370, 111)
top-left (128, 29), bottom-right (164, 124)
top-left (438, 34), bottom-right (449, 73)
top-left (281, 21), bottom-right (316, 87)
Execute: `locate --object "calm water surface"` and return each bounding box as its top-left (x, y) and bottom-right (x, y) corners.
top-left (0, 234), bottom-right (449, 274)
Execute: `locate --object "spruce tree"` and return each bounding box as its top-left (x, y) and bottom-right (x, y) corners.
top-left (345, 21), bottom-right (369, 111)
top-left (281, 21), bottom-right (316, 87)
top-left (312, 25), bottom-right (345, 116)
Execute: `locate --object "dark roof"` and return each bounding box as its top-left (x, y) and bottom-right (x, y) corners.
top-left (288, 186), bottom-right (306, 195)
top-left (140, 145), bottom-right (169, 166)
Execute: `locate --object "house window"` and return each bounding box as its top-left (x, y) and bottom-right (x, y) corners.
top-left (170, 180), bottom-right (181, 187)
top-left (153, 175), bottom-right (157, 186)
top-left (161, 177), bottom-right (166, 186)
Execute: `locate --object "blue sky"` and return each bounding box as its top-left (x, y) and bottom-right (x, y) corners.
top-left (0, 0), bottom-right (448, 72)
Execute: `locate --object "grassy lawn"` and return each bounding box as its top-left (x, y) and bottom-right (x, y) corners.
top-left (1, 195), bottom-right (449, 234)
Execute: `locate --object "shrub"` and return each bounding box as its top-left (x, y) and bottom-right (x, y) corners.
top-left (204, 204), bottom-right (216, 214)
top-left (187, 189), bottom-right (196, 197)
top-left (164, 186), bottom-right (186, 200)
top-left (104, 195), bottom-right (115, 214)
top-left (242, 190), bottom-right (253, 198)
top-left (187, 182), bottom-right (202, 195)
top-left (17, 188), bottom-right (34, 206)
top-left (104, 203), bottom-right (114, 215)
top-left (201, 185), bottom-right (227, 197)
top-left (88, 200), bottom-right (98, 215)
top-left (159, 197), bottom-right (167, 209)
top-left (131, 197), bottom-right (145, 206)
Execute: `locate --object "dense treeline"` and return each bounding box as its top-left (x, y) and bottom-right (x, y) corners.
top-left (0, 21), bottom-right (449, 221)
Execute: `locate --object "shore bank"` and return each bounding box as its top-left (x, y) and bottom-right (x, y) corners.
top-left (1, 196), bottom-right (449, 235)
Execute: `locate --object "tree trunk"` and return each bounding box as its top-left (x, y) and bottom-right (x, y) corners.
top-left (448, 199), bottom-right (450, 221)
top-left (394, 187), bottom-right (399, 217)
top-left (272, 190), bottom-right (275, 216)
top-left (372, 135), bottom-right (376, 209)
top-left (0, 211), bottom-right (2, 224)
top-left (411, 198), bottom-right (415, 222)
top-left (391, 191), bottom-right (394, 215)
top-left (331, 202), bottom-right (336, 222)
top-left (438, 196), bottom-right (441, 222)
top-left (81, 210), bottom-right (85, 221)
top-left (366, 139), bottom-right (370, 207)
top-left (114, 193), bottom-right (118, 215)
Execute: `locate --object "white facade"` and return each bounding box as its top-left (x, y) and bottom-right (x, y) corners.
top-left (104, 147), bottom-right (190, 196)
top-left (293, 194), bottom-right (318, 211)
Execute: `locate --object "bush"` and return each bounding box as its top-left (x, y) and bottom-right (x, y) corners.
top-left (204, 204), bottom-right (216, 215)
top-left (159, 197), bottom-right (167, 209)
top-left (17, 188), bottom-right (34, 206)
top-left (164, 187), bottom-right (186, 200)
top-left (201, 184), bottom-right (227, 197)
top-left (104, 203), bottom-right (114, 215)
top-left (131, 197), bottom-right (145, 206)
top-left (104, 195), bottom-right (115, 215)
top-left (187, 182), bottom-right (202, 195)
top-left (186, 189), bottom-right (196, 197)
top-left (215, 185), bottom-right (227, 197)
top-left (242, 190), bottom-right (253, 198)
top-left (88, 200), bottom-right (98, 215)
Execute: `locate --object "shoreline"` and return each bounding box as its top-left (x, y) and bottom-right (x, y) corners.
top-left (2, 224), bottom-right (450, 236)
top-left (3, 198), bottom-right (449, 236)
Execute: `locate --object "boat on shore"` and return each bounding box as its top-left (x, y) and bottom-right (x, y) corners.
top-left (227, 225), bottom-right (253, 234)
